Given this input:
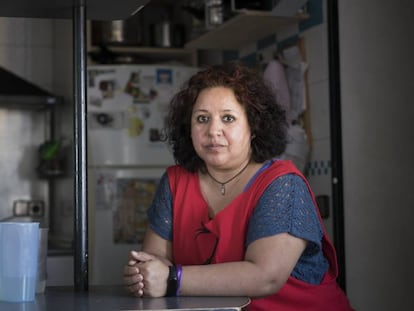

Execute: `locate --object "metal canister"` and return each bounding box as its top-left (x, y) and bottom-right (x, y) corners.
top-left (205, 0), bottom-right (223, 29)
top-left (152, 21), bottom-right (172, 47)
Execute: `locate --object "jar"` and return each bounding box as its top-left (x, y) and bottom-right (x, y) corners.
top-left (205, 0), bottom-right (223, 30)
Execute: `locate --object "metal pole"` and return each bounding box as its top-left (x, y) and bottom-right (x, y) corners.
top-left (327, 0), bottom-right (346, 291)
top-left (73, 0), bottom-right (89, 291)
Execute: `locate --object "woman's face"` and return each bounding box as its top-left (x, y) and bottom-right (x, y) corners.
top-left (191, 86), bottom-right (252, 169)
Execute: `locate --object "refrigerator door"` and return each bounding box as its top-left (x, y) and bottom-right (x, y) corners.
top-left (87, 64), bottom-right (197, 166)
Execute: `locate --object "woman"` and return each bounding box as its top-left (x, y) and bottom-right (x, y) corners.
top-left (123, 62), bottom-right (354, 310)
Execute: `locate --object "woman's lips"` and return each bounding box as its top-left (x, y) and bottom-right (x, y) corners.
top-left (205, 143), bottom-right (224, 152)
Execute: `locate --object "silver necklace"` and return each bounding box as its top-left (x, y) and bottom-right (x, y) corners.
top-left (206, 161), bottom-right (250, 195)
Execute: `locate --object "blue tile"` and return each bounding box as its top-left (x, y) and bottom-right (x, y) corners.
top-left (239, 53), bottom-right (257, 68)
top-left (257, 34), bottom-right (277, 50)
top-left (299, 0), bottom-right (324, 31)
top-left (278, 35), bottom-right (300, 50)
top-left (222, 50), bottom-right (239, 62)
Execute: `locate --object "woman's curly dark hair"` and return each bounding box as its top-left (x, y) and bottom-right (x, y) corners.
top-left (165, 61), bottom-right (288, 172)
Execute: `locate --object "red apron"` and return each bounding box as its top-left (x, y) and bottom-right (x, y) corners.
top-left (167, 160), bottom-right (353, 310)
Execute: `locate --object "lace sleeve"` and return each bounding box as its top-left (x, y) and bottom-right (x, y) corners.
top-left (246, 173), bottom-right (329, 284)
top-left (246, 173), bottom-right (323, 253)
top-left (146, 172), bottom-right (173, 241)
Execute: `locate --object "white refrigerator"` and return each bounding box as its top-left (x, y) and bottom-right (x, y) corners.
top-left (87, 64), bottom-right (198, 285)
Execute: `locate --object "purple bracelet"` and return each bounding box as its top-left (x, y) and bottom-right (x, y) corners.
top-left (175, 264), bottom-right (182, 296)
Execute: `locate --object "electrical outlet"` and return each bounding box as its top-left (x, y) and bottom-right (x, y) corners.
top-left (13, 200), bottom-right (29, 216)
top-left (28, 200), bottom-right (45, 217)
top-left (13, 199), bottom-right (44, 217)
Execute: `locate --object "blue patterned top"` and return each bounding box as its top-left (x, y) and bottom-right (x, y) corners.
top-left (147, 160), bottom-right (329, 284)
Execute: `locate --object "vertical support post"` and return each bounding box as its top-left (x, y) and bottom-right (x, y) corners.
top-left (48, 105), bottom-right (56, 233)
top-left (327, 0), bottom-right (346, 291)
top-left (73, 0), bottom-right (89, 291)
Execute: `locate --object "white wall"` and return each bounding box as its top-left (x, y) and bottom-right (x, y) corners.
top-left (339, 1), bottom-right (414, 310)
top-left (0, 18), bottom-right (54, 91)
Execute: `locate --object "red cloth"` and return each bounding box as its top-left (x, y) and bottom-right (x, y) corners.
top-left (168, 160), bottom-right (354, 310)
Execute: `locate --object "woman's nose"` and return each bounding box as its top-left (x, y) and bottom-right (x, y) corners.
top-left (207, 118), bottom-right (222, 136)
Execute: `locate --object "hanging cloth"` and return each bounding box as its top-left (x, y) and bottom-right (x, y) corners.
top-left (263, 59), bottom-right (292, 122)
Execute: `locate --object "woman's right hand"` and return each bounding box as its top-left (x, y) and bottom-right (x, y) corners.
top-left (123, 250), bottom-right (145, 297)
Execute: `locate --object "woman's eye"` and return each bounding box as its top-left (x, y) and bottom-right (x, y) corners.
top-left (223, 115), bottom-right (235, 122)
top-left (196, 115), bottom-right (209, 123)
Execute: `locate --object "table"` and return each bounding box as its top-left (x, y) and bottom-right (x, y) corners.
top-left (0, 286), bottom-right (250, 311)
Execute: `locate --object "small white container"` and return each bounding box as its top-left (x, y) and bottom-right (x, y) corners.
top-left (36, 228), bottom-right (49, 294)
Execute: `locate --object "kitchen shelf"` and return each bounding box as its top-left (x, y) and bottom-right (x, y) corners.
top-left (88, 46), bottom-right (198, 66)
top-left (86, 20), bottom-right (198, 66)
top-left (185, 10), bottom-right (309, 50)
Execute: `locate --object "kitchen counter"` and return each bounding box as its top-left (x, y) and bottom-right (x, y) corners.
top-left (0, 286), bottom-right (250, 311)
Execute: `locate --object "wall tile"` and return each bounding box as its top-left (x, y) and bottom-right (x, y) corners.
top-left (25, 46), bottom-right (53, 91)
top-left (0, 18), bottom-right (9, 45)
top-left (308, 79), bottom-right (330, 140)
top-left (222, 50), bottom-right (239, 63)
top-left (299, 0), bottom-right (324, 31)
top-left (306, 138), bottom-right (333, 237)
top-left (275, 24), bottom-right (300, 42)
top-left (0, 46), bottom-right (26, 77)
top-left (238, 41), bottom-right (256, 58)
top-left (0, 17), bottom-right (26, 46)
top-left (0, 17), bottom-right (54, 91)
top-left (25, 18), bottom-right (53, 47)
top-left (303, 23), bottom-right (328, 83)
top-left (307, 138), bottom-right (330, 168)
top-left (257, 34), bottom-right (277, 50)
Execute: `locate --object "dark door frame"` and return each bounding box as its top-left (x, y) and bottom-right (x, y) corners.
top-left (327, 0), bottom-right (346, 291)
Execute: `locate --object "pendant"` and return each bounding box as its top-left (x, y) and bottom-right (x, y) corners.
top-left (220, 184), bottom-right (225, 195)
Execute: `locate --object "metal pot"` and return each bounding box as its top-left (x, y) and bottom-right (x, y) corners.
top-left (150, 21), bottom-right (186, 48)
top-left (91, 14), bottom-right (143, 46)
top-left (151, 21), bottom-right (172, 47)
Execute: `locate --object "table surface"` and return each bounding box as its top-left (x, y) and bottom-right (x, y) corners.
top-left (0, 286), bottom-right (251, 311)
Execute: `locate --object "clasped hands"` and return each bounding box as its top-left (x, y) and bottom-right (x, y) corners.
top-left (123, 250), bottom-right (172, 297)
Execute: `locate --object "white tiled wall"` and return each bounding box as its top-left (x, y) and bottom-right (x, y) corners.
top-left (301, 17), bottom-right (332, 236)
top-left (0, 17), bottom-right (76, 287)
top-left (0, 17), bottom-right (54, 91)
